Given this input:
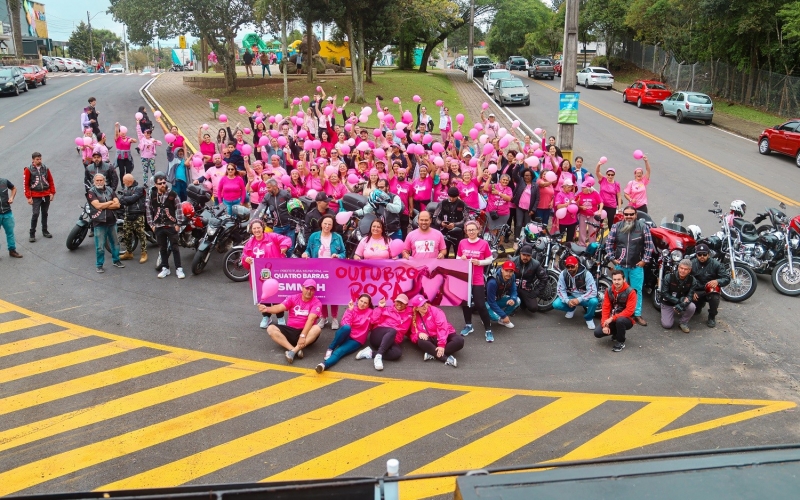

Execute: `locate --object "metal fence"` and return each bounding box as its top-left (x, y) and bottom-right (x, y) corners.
top-left (618, 40), bottom-right (800, 118)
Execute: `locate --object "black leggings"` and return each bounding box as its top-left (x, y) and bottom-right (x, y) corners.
top-left (416, 333), bottom-right (464, 361)
top-left (594, 317), bottom-right (633, 342)
top-left (462, 284), bottom-right (491, 330)
top-left (117, 157), bottom-right (134, 179)
top-left (693, 292), bottom-right (720, 319)
top-left (561, 222), bottom-right (577, 242)
top-left (261, 303), bottom-right (284, 318)
top-left (155, 227), bottom-right (182, 270)
top-left (369, 327), bottom-right (402, 360)
top-left (605, 206), bottom-right (617, 231)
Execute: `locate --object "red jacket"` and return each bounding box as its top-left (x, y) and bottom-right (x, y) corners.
top-left (23, 164), bottom-right (56, 199)
top-left (601, 281), bottom-right (637, 324)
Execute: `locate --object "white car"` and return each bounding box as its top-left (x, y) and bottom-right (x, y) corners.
top-left (62, 58), bottom-right (76, 72)
top-left (72, 60), bottom-right (87, 72)
top-left (482, 69), bottom-right (512, 94)
top-left (108, 64), bottom-right (124, 73)
top-left (577, 66), bottom-right (614, 89)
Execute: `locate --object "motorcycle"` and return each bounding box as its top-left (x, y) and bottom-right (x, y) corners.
top-left (509, 221), bottom-right (570, 312)
top-left (66, 203), bottom-right (151, 253)
top-left (191, 204), bottom-right (250, 275)
top-left (644, 212), bottom-right (697, 310)
top-left (768, 210), bottom-right (800, 296)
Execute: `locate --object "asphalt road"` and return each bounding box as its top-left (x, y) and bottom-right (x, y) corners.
top-left (0, 71), bottom-right (798, 498)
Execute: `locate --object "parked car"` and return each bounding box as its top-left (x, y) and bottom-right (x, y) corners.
top-left (52, 57), bottom-right (67, 71)
top-left (62, 58), bottom-right (76, 72)
top-left (18, 65), bottom-right (47, 87)
top-left (622, 80), bottom-right (672, 108)
top-left (72, 59), bottom-right (87, 72)
top-left (577, 66), bottom-right (614, 89)
top-left (758, 120), bottom-right (800, 167)
top-left (506, 56), bottom-right (528, 71)
top-left (658, 91), bottom-right (714, 124)
top-left (141, 66), bottom-right (153, 74)
top-left (472, 56), bottom-right (494, 77)
top-left (483, 69), bottom-right (512, 94)
top-left (42, 56), bottom-right (58, 72)
top-left (493, 78), bottom-right (530, 107)
top-left (109, 64), bottom-right (124, 73)
top-left (0, 66), bottom-right (28, 95)
top-left (554, 60), bottom-right (562, 77)
top-left (528, 58), bottom-right (555, 79)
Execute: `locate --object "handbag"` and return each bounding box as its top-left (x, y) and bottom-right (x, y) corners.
top-left (489, 210), bottom-right (500, 220)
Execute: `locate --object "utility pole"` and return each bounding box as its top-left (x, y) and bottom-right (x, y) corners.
top-left (87, 11), bottom-right (94, 61)
top-left (466, 0), bottom-right (474, 81)
top-left (557, 0), bottom-right (579, 162)
top-left (122, 24), bottom-right (129, 73)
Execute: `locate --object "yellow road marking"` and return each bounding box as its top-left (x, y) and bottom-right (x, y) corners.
top-left (100, 381), bottom-right (427, 490)
top-left (265, 390), bottom-right (514, 482)
top-left (0, 125), bottom-right (4, 131)
top-left (399, 395), bottom-right (607, 500)
top-left (0, 317), bottom-right (45, 334)
top-left (0, 340), bottom-right (136, 384)
top-left (532, 80), bottom-right (800, 207)
top-left (0, 329), bottom-right (83, 357)
top-left (10, 78), bottom-right (101, 123)
top-left (0, 353), bottom-right (198, 415)
top-left (0, 374), bottom-right (335, 496)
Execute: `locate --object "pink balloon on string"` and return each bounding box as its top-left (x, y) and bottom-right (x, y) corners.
top-left (555, 208), bottom-right (568, 219)
top-left (435, 100), bottom-right (443, 107)
top-left (432, 142), bottom-right (444, 153)
top-left (533, 127), bottom-right (542, 135)
top-left (292, 97), bottom-right (301, 105)
top-left (277, 136), bottom-right (287, 147)
top-left (238, 106), bottom-right (247, 114)
top-left (164, 133), bottom-right (176, 143)
top-left (412, 95), bottom-right (421, 103)
top-left (336, 211), bottom-right (352, 225)
top-left (454, 131), bottom-right (463, 141)
top-left (633, 150), bottom-right (644, 160)
top-left (393, 96), bottom-right (400, 104)
top-left (348, 173), bottom-right (360, 184)
top-left (468, 129), bottom-right (479, 140)
top-left (219, 114), bottom-right (227, 122)
top-left (258, 136), bottom-right (269, 147)
top-left (481, 102), bottom-right (489, 110)
top-left (339, 144), bottom-right (351, 155)
top-left (260, 278), bottom-right (279, 300)
top-left (488, 164), bottom-right (498, 174)
top-left (455, 114), bottom-right (465, 125)
top-left (482, 143), bottom-right (494, 156)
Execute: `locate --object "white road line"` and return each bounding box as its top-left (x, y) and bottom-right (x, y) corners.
top-left (472, 81), bottom-right (542, 143)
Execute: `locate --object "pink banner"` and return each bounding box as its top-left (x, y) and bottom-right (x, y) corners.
top-left (252, 259), bottom-right (473, 306)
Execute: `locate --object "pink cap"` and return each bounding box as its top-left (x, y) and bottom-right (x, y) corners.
top-left (302, 279), bottom-right (317, 288)
top-left (409, 295), bottom-right (427, 307)
top-left (394, 293), bottom-right (409, 304)
top-left (605, 167), bottom-right (616, 173)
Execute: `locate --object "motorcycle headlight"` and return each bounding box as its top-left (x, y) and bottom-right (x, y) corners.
top-left (661, 249), bottom-right (669, 256)
top-left (670, 249), bottom-right (683, 262)
top-left (84, 205), bottom-right (92, 214)
top-left (206, 226), bottom-right (217, 236)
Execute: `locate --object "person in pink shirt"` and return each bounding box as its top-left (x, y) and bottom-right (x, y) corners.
top-left (92, 133), bottom-right (110, 163)
top-left (354, 219), bottom-right (400, 259)
top-left (411, 164), bottom-right (434, 212)
top-left (217, 165), bottom-right (247, 214)
top-left (456, 169), bottom-right (481, 210)
top-left (576, 177), bottom-right (604, 246)
top-left (137, 118), bottom-right (162, 186)
top-left (321, 169), bottom-right (348, 212)
top-left (457, 220), bottom-right (495, 341)
top-left (242, 219), bottom-right (292, 328)
top-left (259, 279), bottom-right (323, 364)
top-left (409, 295), bottom-right (463, 367)
top-left (536, 169), bottom-right (556, 227)
top-left (433, 172), bottom-right (451, 202)
top-left (624, 155), bottom-right (652, 213)
top-left (114, 122), bottom-right (137, 179)
top-left (595, 163), bottom-right (622, 229)
top-left (249, 170), bottom-right (270, 205)
top-left (403, 210), bottom-right (447, 259)
top-left (554, 178), bottom-right (579, 242)
top-left (287, 168), bottom-right (306, 198)
top-left (316, 293), bottom-right (374, 373)
top-left (197, 126), bottom-right (217, 164)
top-left (159, 121), bottom-right (185, 152)
top-left (541, 145), bottom-right (563, 174)
top-left (483, 173), bottom-right (512, 239)
top-left (355, 294), bottom-right (412, 371)
top-left (79, 128), bottom-right (97, 166)
top-left (204, 155), bottom-right (226, 204)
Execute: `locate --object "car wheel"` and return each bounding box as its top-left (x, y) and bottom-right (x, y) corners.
top-left (659, 105), bottom-right (665, 116)
top-left (758, 138), bottom-right (771, 155)
top-left (704, 118), bottom-right (712, 125)
top-left (622, 92), bottom-right (628, 103)
top-left (41, 78), bottom-right (46, 85)
top-left (498, 97), bottom-right (504, 107)
top-left (796, 150), bottom-right (800, 168)
top-left (637, 97), bottom-right (643, 108)
top-left (525, 100), bottom-right (530, 106)
top-left (23, 83), bottom-right (28, 92)
top-left (13, 85), bottom-right (19, 96)
top-left (676, 110), bottom-right (684, 123)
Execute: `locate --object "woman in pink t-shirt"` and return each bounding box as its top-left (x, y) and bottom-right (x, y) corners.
top-left (197, 126), bottom-right (217, 164)
top-left (322, 170), bottom-right (348, 212)
top-left (114, 123), bottom-right (137, 177)
top-left (456, 169), bottom-right (481, 210)
top-left (483, 173), bottom-right (512, 238)
top-left (287, 169), bottom-right (306, 198)
top-left (354, 219), bottom-right (400, 260)
top-left (433, 172), bottom-right (451, 202)
top-left (576, 177), bottom-right (604, 246)
top-left (554, 179), bottom-right (579, 242)
top-left (457, 221), bottom-right (494, 341)
top-left (595, 162), bottom-right (622, 230)
top-left (624, 155), bottom-right (651, 213)
top-left (217, 165), bottom-right (247, 214)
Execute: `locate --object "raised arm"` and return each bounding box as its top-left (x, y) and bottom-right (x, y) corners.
top-left (643, 155), bottom-right (651, 180)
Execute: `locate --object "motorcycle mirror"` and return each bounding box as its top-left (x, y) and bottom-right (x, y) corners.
top-left (713, 201), bottom-right (719, 207)
top-left (779, 202), bottom-right (787, 209)
top-left (673, 213), bottom-right (684, 223)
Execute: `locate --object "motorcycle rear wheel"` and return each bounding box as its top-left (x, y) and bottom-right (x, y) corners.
top-left (106, 233), bottom-right (138, 254)
top-left (651, 289), bottom-right (663, 311)
top-left (66, 225), bottom-right (88, 250)
top-left (192, 248), bottom-right (211, 275)
top-left (537, 270), bottom-right (561, 312)
top-left (595, 277), bottom-right (612, 316)
top-left (771, 259), bottom-right (800, 296)
top-left (721, 264), bottom-right (757, 302)
top-left (223, 247), bottom-right (249, 282)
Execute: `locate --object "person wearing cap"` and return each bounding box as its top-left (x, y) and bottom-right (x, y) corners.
top-left (166, 147), bottom-right (189, 202)
top-left (355, 294), bottom-right (413, 371)
top-left (659, 258), bottom-right (699, 333)
top-left (403, 210), bottom-right (447, 259)
top-left (146, 171), bottom-right (185, 279)
top-left (85, 150), bottom-right (119, 193)
top-left (596, 161), bottom-right (622, 230)
top-left (605, 205), bottom-right (655, 326)
top-left (576, 177), bottom-right (603, 246)
top-left (480, 109), bottom-right (500, 137)
top-left (553, 255), bottom-right (598, 329)
top-left (458, 220), bottom-right (495, 341)
top-left (595, 269), bottom-right (637, 352)
top-left (554, 177), bottom-right (579, 242)
top-left (485, 260), bottom-right (520, 329)
top-left (204, 154), bottom-right (227, 205)
top-left (388, 164), bottom-right (412, 239)
top-left (316, 294), bottom-right (375, 373)
top-left (260, 279), bottom-right (324, 364)
top-left (690, 244), bottom-right (729, 328)
top-left (304, 192), bottom-right (340, 241)
top-left (433, 185), bottom-right (467, 256)
top-left (355, 178), bottom-right (404, 240)
top-left (623, 154), bottom-right (652, 213)
top-left (409, 295), bottom-right (462, 367)
top-left (511, 245), bottom-right (548, 313)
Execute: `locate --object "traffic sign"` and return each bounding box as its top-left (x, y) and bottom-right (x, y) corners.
top-left (179, 35), bottom-right (186, 49)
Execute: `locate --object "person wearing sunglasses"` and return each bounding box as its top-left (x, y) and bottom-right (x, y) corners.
top-left (596, 162), bottom-right (622, 229)
top-left (553, 255), bottom-right (599, 330)
top-left (659, 259), bottom-right (699, 334)
top-left (690, 243), bottom-right (729, 328)
top-left (605, 206), bottom-right (655, 326)
top-left (260, 279), bottom-right (323, 364)
top-left (145, 171), bottom-right (185, 279)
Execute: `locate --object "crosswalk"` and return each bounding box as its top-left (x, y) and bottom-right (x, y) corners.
top-left (0, 298), bottom-right (794, 498)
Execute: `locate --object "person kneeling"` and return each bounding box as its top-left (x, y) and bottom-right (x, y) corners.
top-left (553, 255), bottom-right (598, 329)
top-left (690, 243), bottom-right (728, 328)
top-left (409, 295), bottom-right (463, 367)
top-left (355, 294), bottom-right (412, 371)
top-left (259, 279), bottom-right (323, 364)
top-left (486, 261), bottom-right (521, 330)
top-left (316, 294), bottom-right (374, 373)
top-left (660, 259), bottom-right (698, 334)
top-left (511, 245), bottom-right (548, 314)
top-left (595, 269), bottom-right (636, 352)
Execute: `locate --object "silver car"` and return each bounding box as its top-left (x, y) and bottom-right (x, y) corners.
top-left (483, 69), bottom-right (512, 94)
top-left (577, 66), bottom-right (614, 89)
top-left (493, 78), bottom-right (530, 107)
top-left (658, 91), bottom-right (714, 125)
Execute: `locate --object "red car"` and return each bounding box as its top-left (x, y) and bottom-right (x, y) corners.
top-left (758, 119), bottom-right (800, 168)
top-left (554, 61), bottom-right (562, 77)
top-left (18, 65), bottom-right (47, 88)
top-left (622, 80), bottom-right (672, 108)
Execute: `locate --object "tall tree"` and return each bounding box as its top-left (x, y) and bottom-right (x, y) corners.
top-left (583, 0), bottom-right (631, 62)
top-left (487, 0), bottom-right (554, 60)
top-left (6, 0), bottom-right (23, 58)
top-left (67, 22), bottom-right (123, 62)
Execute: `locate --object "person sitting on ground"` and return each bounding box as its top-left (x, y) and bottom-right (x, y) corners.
top-left (409, 295), bottom-right (463, 367)
top-left (242, 219), bottom-right (292, 329)
top-left (259, 279), bottom-right (323, 364)
top-left (553, 255), bottom-right (598, 329)
top-left (595, 269), bottom-right (637, 352)
top-left (316, 294), bottom-right (374, 374)
top-left (485, 260), bottom-right (520, 329)
top-left (690, 243), bottom-right (729, 328)
top-left (660, 258), bottom-right (699, 333)
top-left (355, 294), bottom-right (412, 371)
top-left (510, 245), bottom-right (548, 314)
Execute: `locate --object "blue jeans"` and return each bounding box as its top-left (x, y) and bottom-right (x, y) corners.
top-left (273, 224), bottom-right (296, 254)
top-left (325, 325), bottom-right (363, 368)
top-left (0, 212), bottom-right (16, 252)
top-left (94, 224), bottom-right (120, 267)
top-left (222, 198), bottom-right (241, 215)
top-left (535, 208), bottom-right (551, 227)
top-left (616, 265), bottom-right (644, 316)
top-left (174, 180), bottom-right (187, 202)
top-left (553, 295), bottom-right (598, 321)
top-left (486, 295), bottom-right (521, 322)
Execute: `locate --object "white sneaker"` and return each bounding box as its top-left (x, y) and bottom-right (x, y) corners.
top-left (423, 353), bottom-right (435, 361)
top-left (317, 317), bottom-right (328, 329)
top-left (586, 319), bottom-right (596, 330)
top-left (176, 268), bottom-right (185, 279)
top-left (502, 320), bottom-right (515, 329)
top-left (324, 349), bottom-right (332, 360)
top-left (331, 318), bottom-right (339, 330)
top-left (445, 355), bottom-right (457, 368)
top-left (260, 316), bottom-right (270, 329)
top-left (277, 316), bottom-right (286, 326)
top-left (157, 268), bottom-right (170, 279)
top-left (373, 355), bottom-right (384, 371)
top-left (355, 346), bottom-right (373, 360)
top-left (565, 310), bottom-right (575, 319)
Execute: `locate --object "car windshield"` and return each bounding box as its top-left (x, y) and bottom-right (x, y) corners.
top-left (19, 67), bottom-right (34, 73)
top-left (490, 71), bottom-right (511, 80)
top-left (688, 94), bottom-right (712, 104)
top-left (647, 83), bottom-right (668, 90)
top-left (592, 68), bottom-right (611, 74)
top-left (502, 80), bottom-right (524, 88)
top-left (535, 60), bottom-right (552, 65)
top-left (474, 57), bottom-right (491, 64)
top-left (0, 69), bottom-right (14, 77)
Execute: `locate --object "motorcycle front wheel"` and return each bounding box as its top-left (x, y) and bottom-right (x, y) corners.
top-left (223, 247), bottom-right (249, 282)
top-left (652, 289), bottom-right (663, 311)
top-left (721, 264), bottom-right (758, 302)
top-left (771, 259), bottom-right (800, 296)
top-left (66, 224), bottom-right (88, 250)
top-left (537, 270), bottom-right (561, 312)
top-left (192, 248), bottom-right (211, 275)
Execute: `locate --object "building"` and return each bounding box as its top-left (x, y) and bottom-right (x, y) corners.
top-left (0, 0), bottom-right (52, 57)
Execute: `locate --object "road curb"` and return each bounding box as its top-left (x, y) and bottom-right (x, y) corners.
top-left (140, 74), bottom-right (198, 155)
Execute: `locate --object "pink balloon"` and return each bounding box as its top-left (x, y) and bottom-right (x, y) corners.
top-left (419, 134), bottom-right (431, 144)
top-left (347, 138), bottom-right (356, 146)
top-left (200, 123), bottom-right (209, 130)
top-left (83, 137), bottom-right (93, 146)
top-left (323, 106), bottom-right (332, 116)
top-left (356, 141), bottom-right (370, 152)
top-left (633, 149), bottom-right (644, 160)
top-left (533, 127), bottom-right (542, 135)
top-left (455, 113), bottom-right (465, 125)
top-left (389, 238), bottom-right (405, 256)
top-left (481, 102), bottom-right (489, 110)
top-left (277, 136), bottom-right (287, 147)
top-left (258, 136), bottom-right (269, 147)
top-left (393, 96), bottom-right (400, 104)
top-left (373, 148), bottom-right (386, 159)
top-left (270, 130), bottom-right (280, 138)
top-left (454, 131), bottom-right (464, 141)
top-left (312, 140), bottom-right (322, 149)
top-left (335, 211), bottom-right (352, 225)
top-left (527, 157), bottom-right (542, 168)
top-left (348, 173), bottom-right (360, 184)
top-left (154, 111), bottom-right (162, 119)
top-left (243, 127), bottom-right (252, 135)
top-left (469, 158), bottom-right (478, 168)
top-left (135, 112), bottom-right (143, 120)
top-left (488, 164), bottom-right (498, 174)
top-left (402, 111), bottom-right (413, 124)
top-left (497, 128), bottom-right (508, 138)
top-left (339, 144), bottom-right (351, 155)
top-left (512, 120), bottom-right (520, 129)
top-left (468, 129), bottom-right (479, 140)
top-left (344, 123), bottom-right (353, 132)
top-left (516, 153), bottom-right (524, 161)
top-left (219, 114), bottom-right (228, 123)
top-left (337, 107), bottom-right (343, 114)
top-left (296, 110), bottom-right (305, 118)
top-left (303, 96), bottom-right (310, 102)
top-left (281, 175), bottom-right (291, 185)
top-left (344, 96), bottom-right (350, 102)
top-left (242, 144), bottom-right (253, 156)
top-left (74, 137), bottom-right (83, 146)
top-left (362, 106), bottom-right (373, 116)
top-left (412, 95), bottom-right (421, 103)
top-left (292, 97), bottom-right (301, 105)
top-left (474, 123), bottom-right (484, 131)
top-left (601, 210), bottom-right (608, 219)
top-left (303, 141), bottom-right (313, 151)
top-left (432, 142), bottom-right (444, 154)
top-left (499, 137), bottom-right (510, 149)
top-left (275, 114), bottom-right (283, 121)
top-left (479, 134), bottom-right (488, 145)
top-left (373, 129), bottom-right (382, 137)
top-left (359, 115), bottom-right (368, 123)
top-left (268, 116), bottom-right (276, 124)
top-left (434, 156), bottom-right (445, 167)
top-left (395, 122), bottom-right (406, 131)
top-left (306, 189), bottom-right (318, 198)
top-left (582, 176), bottom-right (596, 187)
top-left (534, 149), bottom-right (544, 158)
top-left (377, 111), bottom-right (385, 121)
top-left (260, 278), bottom-right (279, 300)
top-left (435, 100), bottom-right (443, 107)
top-left (255, 117), bottom-right (263, 124)
top-left (483, 143), bottom-right (495, 156)
top-left (297, 130), bottom-right (308, 139)
top-left (325, 166), bottom-right (337, 177)
top-left (192, 157), bottom-right (203, 168)
top-left (556, 208), bottom-right (568, 220)
top-left (238, 106), bottom-right (247, 114)
top-left (317, 86), bottom-right (323, 92)
top-left (567, 204), bottom-right (579, 215)
top-left (599, 156), bottom-right (608, 164)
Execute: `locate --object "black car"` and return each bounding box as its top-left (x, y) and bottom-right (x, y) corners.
top-left (0, 66), bottom-right (28, 96)
top-left (506, 56), bottom-right (528, 71)
top-left (472, 56), bottom-right (495, 77)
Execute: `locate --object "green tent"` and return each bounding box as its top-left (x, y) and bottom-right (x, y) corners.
top-left (241, 33), bottom-right (267, 52)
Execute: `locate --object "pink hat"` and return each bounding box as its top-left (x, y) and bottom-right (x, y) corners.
top-left (439, 172), bottom-right (450, 180)
top-left (581, 177), bottom-right (595, 188)
top-left (394, 293), bottom-right (409, 304)
top-left (302, 279), bottom-right (317, 289)
top-left (605, 167), bottom-right (616, 173)
top-left (369, 168), bottom-right (379, 176)
top-left (634, 167), bottom-right (644, 174)
top-left (409, 295), bottom-right (427, 307)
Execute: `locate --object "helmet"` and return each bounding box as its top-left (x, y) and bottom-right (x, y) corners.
top-left (369, 189), bottom-right (389, 205)
top-left (181, 201), bottom-right (195, 218)
top-left (730, 200), bottom-right (746, 217)
top-left (686, 224), bottom-right (702, 241)
top-left (287, 198), bottom-right (305, 218)
top-left (705, 282), bottom-right (721, 294)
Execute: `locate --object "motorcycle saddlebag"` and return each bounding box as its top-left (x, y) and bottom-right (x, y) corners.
top-left (341, 193), bottom-right (368, 212)
top-left (187, 184), bottom-right (212, 205)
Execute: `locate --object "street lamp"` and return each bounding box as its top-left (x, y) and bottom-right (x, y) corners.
top-left (87, 11), bottom-right (104, 61)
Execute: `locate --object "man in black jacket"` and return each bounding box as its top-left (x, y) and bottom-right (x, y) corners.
top-left (660, 259), bottom-right (699, 333)
top-left (118, 174), bottom-right (148, 263)
top-left (433, 186), bottom-right (466, 256)
top-left (510, 245), bottom-right (548, 313)
top-left (85, 152), bottom-right (119, 192)
top-left (146, 172), bottom-right (185, 279)
top-left (304, 192), bottom-right (342, 240)
top-left (690, 243), bottom-right (730, 328)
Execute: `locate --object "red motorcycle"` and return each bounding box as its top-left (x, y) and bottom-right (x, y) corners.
top-left (642, 212), bottom-right (701, 310)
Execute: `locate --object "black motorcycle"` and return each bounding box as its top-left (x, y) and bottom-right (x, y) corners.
top-left (66, 203), bottom-right (151, 253)
top-left (191, 205), bottom-right (250, 275)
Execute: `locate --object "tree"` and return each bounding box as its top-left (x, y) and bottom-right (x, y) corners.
top-left (107, 0), bottom-right (177, 46)
top-left (447, 23), bottom-right (485, 54)
top-left (6, 0), bottom-right (23, 58)
top-left (67, 22), bottom-right (123, 62)
top-left (583, 0), bottom-right (631, 62)
top-left (487, 0), bottom-right (555, 60)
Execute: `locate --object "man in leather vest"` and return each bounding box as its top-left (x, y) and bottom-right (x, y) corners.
top-left (23, 152), bottom-right (55, 243)
top-left (553, 255), bottom-right (599, 329)
top-left (355, 179), bottom-right (404, 240)
top-left (146, 172), bottom-right (185, 279)
top-left (85, 151), bottom-right (119, 192)
top-left (605, 205), bottom-right (654, 326)
top-left (690, 243), bottom-right (729, 328)
top-left (510, 245), bottom-right (547, 313)
top-left (0, 176), bottom-right (22, 258)
top-left (595, 269), bottom-right (637, 352)
top-left (118, 174), bottom-right (148, 263)
top-left (433, 186), bottom-right (466, 256)
top-left (86, 173), bottom-right (123, 273)
top-left (660, 259), bottom-right (699, 333)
